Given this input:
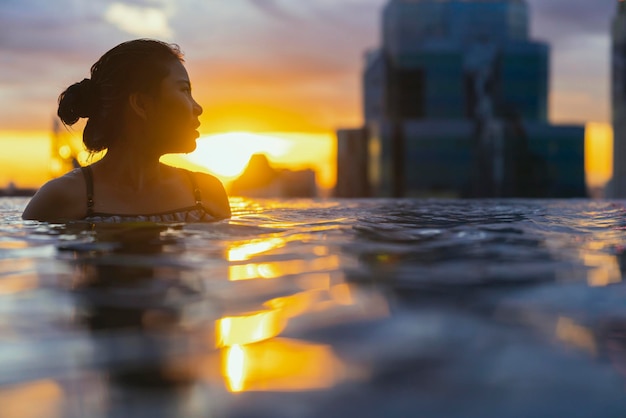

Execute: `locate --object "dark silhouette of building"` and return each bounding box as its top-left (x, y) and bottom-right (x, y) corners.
top-left (337, 0), bottom-right (586, 198)
top-left (335, 128), bottom-right (370, 197)
top-left (612, 1), bottom-right (626, 198)
top-left (230, 154), bottom-right (317, 198)
top-left (0, 182), bottom-right (37, 197)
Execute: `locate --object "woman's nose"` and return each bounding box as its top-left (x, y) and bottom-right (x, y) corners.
top-left (193, 99), bottom-right (203, 116)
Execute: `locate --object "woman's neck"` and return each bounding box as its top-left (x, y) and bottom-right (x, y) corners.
top-left (94, 144), bottom-right (166, 191)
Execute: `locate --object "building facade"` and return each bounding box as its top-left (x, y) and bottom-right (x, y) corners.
top-left (612, 1), bottom-right (626, 198)
top-left (338, 0), bottom-right (585, 198)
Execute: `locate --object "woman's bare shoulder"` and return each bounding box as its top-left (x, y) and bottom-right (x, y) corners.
top-left (22, 169), bottom-right (87, 221)
top-left (188, 170), bottom-right (231, 219)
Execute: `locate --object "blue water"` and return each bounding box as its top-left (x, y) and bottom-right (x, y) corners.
top-left (2, 197), bottom-right (626, 417)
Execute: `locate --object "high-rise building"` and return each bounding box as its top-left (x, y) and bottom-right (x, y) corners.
top-left (612, 1), bottom-right (626, 198)
top-left (339, 0), bottom-right (585, 198)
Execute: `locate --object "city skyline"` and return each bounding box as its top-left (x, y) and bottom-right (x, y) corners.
top-left (0, 0), bottom-right (616, 189)
top-left (339, 0), bottom-right (586, 198)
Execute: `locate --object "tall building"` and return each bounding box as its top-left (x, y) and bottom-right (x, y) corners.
top-left (612, 1), bottom-right (626, 198)
top-left (339, 0), bottom-right (585, 198)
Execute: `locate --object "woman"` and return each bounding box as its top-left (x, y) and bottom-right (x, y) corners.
top-left (22, 39), bottom-right (231, 222)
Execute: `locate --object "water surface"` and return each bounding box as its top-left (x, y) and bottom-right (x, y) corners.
top-left (2, 197), bottom-right (626, 417)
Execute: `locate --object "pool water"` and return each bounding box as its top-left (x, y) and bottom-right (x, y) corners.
top-left (2, 197), bottom-right (626, 417)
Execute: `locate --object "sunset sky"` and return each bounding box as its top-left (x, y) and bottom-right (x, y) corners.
top-left (0, 0), bottom-right (617, 190)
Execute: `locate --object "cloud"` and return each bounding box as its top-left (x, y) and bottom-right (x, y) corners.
top-left (104, 2), bottom-right (174, 38)
top-left (527, 0), bottom-right (614, 43)
top-left (246, 0), bottom-right (302, 21)
top-left (0, 0), bottom-right (618, 132)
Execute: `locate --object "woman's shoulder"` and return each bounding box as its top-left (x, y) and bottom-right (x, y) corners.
top-left (22, 168), bottom-right (87, 221)
top-left (183, 169), bottom-right (231, 219)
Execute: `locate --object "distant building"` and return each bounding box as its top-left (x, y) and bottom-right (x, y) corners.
top-left (612, 1), bottom-right (626, 198)
top-left (0, 182), bottom-right (36, 197)
top-left (230, 154), bottom-right (317, 198)
top-left (337, 0), bottom-right (586, 198)
top-left (335, 127), bottom-right (370, 197)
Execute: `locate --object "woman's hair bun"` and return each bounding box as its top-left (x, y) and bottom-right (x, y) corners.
top-left (57, 78), bottom-right (97, 125)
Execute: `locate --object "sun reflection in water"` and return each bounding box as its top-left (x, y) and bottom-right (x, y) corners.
top-left (222, 338), bottom-right (345, 393)
top-left (228, 256), bottom-right (340, 281)
top-left (225, 345), bottom-right (246, 392)
top-left (580, 241), bottom-right (622, 287)
top-left (217, 310), bottom-right (287, 347)
top-left (0, 379), bottom-right (64, 418)
top-left (217, 233), bottom-right (389, 393)
top-left (556, 316), bottom-right (597, 356)
top-left (227, 238), bottom-right (286, 262)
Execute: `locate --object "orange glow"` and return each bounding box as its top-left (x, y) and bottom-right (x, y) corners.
top-left (0, 380), bottom-right (64, 418)
top-left (227, 237), bottom-right (286, 262)
top-left (579, 241), bottom-right (622, 287)
top-left (0, 131), bottom-right (50, 188)
top-left (186, 132), bottom-right (293, 178)
top-left (0, 259), bottom-right (39, 295)
top-left (228, 256), bottom-right (341, 282)
top-left (221, 338), bottom-right (346, 393)
top-left (556, 316), bottom-right (597, 356)
top-left (330, 283), bottom-right (355, 306)
top-left (162, 131), bottom-right (336, 191)
top-left (264, 290), bottom-right (326, 319)
top-left (224, 345), bottom-right (246, 392)
top-left (585, 122), bottom-right (613, 189)
top-left (0, 273), bottom-right (39, 295)
top-left (2, 123), bottom-right (606, 193)
top-left (216, 310), bottom-right (287, 347)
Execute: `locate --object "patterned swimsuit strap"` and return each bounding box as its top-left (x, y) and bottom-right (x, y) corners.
top-left (81, 167), bottom-right (202, 216)
top-left (81, 166), bottom-right (95, 217)
top-left (184, 170), bottom-right (203, 206)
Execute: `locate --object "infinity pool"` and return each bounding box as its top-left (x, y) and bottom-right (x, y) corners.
top-left (2, 197), bottom-right (626, 417)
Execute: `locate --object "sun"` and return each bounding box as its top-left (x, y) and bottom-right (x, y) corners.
top-left (186, 132), bottom-right (293, 179)
top-left (160, 131), bottom-right (337, 192)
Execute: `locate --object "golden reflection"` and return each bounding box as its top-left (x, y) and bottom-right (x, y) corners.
top-left (295, 273), bottom-right (331, 291)
top-left (584, 122), bottom-right (612, 190)
top-left (214, 285), bottom-right (389, 392)
top-left (221, 338), bottom-right (345, 393)
top-left (556, 317), bottom-right (597, 356)
top-left (264, 290), bottom-right (325, 319)
top-left (217, 310), bottom-right (287, 347)
top-left (227, 237), bottom-right (286, 262)
top-left (0, 273), bottom-right (39, 295)
top-left (330, 283), bottom-right (354, 306)
top-left (0, 259), bottom-right (34, 274)
top-left (0, 241), bottom-right (29, 250)
top-left (0, 259), bottom-right (38, 295)
top-left (218, 234), bottom-right (391, 393)
top-left (225, 345), bottom-right (246, 392)
top-left (0, 379), bottom-right (63, 418)
top-left (580, 242), bottom-right (622, 287)
top-left (228, 256), bottom-right (340, 281)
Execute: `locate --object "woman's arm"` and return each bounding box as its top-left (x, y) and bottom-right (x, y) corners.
top-left (22, 172), bottom-right (85, 221)
top-left (195, 172), bottom-right (231, 219)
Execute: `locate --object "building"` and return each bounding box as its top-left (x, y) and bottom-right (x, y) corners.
top-left (230, 154), bottom-right (317, 198)
top-left (612, 0), bottom-right (626, 198)
top-left (337, 0), bottom-right (585, 198)
top-left (335, 127), bottom-right (369, 197)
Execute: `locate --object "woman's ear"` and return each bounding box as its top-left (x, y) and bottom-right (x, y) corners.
top-left (128, 92), bottom-right (153, 121)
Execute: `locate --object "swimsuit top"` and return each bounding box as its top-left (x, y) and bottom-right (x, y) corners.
top-left (81, 166), bottom-right (216, 223)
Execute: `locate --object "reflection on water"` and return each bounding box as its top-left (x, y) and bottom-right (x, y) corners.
top-left (0, 379), bottom-right (64, 418)
top-left (222, 338), bottom-right (346, 393)
top-left (3, 198), bottom-right (626, 416)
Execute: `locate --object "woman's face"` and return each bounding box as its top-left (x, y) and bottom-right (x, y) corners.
top-left (146, 60), bottom-right (203, 155)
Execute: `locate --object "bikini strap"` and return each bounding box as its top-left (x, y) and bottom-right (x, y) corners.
top-left (81, 166), bottom-right (95, 217)
top-left (185, 170), bottom-right (203, 206)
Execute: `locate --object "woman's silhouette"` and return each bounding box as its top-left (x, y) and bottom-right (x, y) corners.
top-left (23, 39), bottom-right (231, 222)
